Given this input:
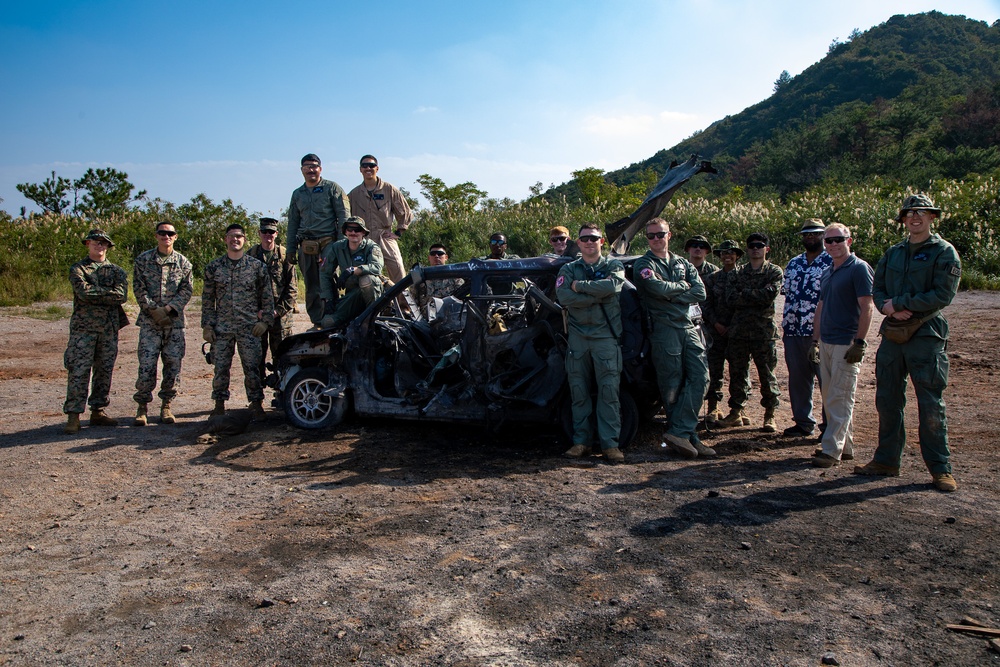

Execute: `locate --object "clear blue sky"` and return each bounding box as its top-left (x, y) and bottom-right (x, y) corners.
top-left (1, 1), bottom-right (997, 218)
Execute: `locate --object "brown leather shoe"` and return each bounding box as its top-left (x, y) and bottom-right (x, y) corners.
top-left (811, 452), bottom-right (840, 468)
top-left (564, 444), bottom-right (591, 458)
top-left (814, 448), bottom-right (853, 461)
top-left (932, 473), bottom-right (958, 492)
top-left (602, 447), bottom-right (625, 463)
top-left (853, 461), bottom-right (900, 477)
top-left (663, 433), bottom-right (698, 459)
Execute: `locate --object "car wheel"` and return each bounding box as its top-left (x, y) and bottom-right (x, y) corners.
top-left (282, 367), bottom-right (348, 430)
top-left (560, 386), bottom-right (640, 449)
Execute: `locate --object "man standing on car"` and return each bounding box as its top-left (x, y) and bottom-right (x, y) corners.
top-left (719, 232), bottom-right (784, 432)
top-left (247, 217), bottom-right (297, 382)
top-left (132, 221), bottom-right (193, 426)
top-left (781, 219), bottom-right (832, 437)
top-left (320, 217), bottom-right (384, 329)
top-left (635, 220), bottom-right (713, 458)
top-left (348, 155), bottom-right (413, 284)
top-left (286, 153), bottom-right (350, 330)
top-left (63, 229), bottom-right (129, 434)
top-left (556, 224), bottom-right (626, 463)
top-left (854, 194), bottom-right (961, 492)
top-left (811, 223), bottom-right (873, 468)
top-left (202, 223), bottom-right (274, 420)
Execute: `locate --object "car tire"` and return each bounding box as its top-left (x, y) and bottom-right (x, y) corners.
top-left (560, 386), bottom-right (640, 449)
top-left (282, 367), bottom-right (348, 430)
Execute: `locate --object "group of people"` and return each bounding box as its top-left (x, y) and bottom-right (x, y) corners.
top-left (557, 194), bottom-right (961, 493)
top-left (61, 160), bottom-right (962, 492)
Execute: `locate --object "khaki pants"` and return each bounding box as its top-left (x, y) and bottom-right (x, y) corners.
top-left (818, 342), bottom-right (860, 459)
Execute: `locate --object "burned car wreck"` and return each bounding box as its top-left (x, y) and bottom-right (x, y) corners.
top-left (267, 156), bottom-right (716, 447)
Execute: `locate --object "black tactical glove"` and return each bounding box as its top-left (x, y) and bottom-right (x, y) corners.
top-left (323, 297), bottom-right (338, 316)
top-left (337, 268), bottom-right (352, 289)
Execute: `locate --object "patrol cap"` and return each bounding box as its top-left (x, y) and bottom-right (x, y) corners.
top-left (343, 216), bottom-right (370, 235)
top-left (259, 217), bottom-right (279, 232)
top-left (301, 153), bottom-right (321, 165)
top-left (713, 239), bottom-right (744, 257)
top-left (799, 218), bottom-right (825, 234)
top-left (897, 194), bottom-right (941, 221)
top-left (684, 235), bottom-right (712, 251)
top-left (83, 229), bottom-right (114, 248)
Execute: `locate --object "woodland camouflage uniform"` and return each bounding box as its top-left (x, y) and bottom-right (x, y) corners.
top-left (247, 242), bottom-right (297, 379)
top-left (724, 260), bottom-right (784, 411)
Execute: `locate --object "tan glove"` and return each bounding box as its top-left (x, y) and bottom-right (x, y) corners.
top-left (150, 306), bottom-right (172, 327)
top-left (202, 327), bottom-right (216, 344)
top-left (808, 340), bottom-right (821, 365)
top-left (844, 340), bottom-right (867, 364)
top-left (251, 321), bottom-right (268, 337)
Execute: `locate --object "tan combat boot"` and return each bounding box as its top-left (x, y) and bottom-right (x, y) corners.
top-left (90, 408), bottom-right (118, 427)
top-left (211, 400), bottom-right (226, 416)
top-left (250, 401), bottom-right (266, 421)
top-left (705, 398), bottom-right (722, 425)
top-left (160, 400), bottom-right (175, 424)
top-left (64, 413), bottom-right (81, 434)
top-left (134, 403), bottom-right (148, 427)
top-left (761, 407), bottom-right (777, 433)
top-left (718, 408), bottom-right (746, 428)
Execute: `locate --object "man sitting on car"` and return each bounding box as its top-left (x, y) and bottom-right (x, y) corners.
top-left (320, 217), bottom-right (384, 329)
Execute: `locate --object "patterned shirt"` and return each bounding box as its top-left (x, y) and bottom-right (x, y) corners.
top-left (781, 252), bottom-right (831, 337)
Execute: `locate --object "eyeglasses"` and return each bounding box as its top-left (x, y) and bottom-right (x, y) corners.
top-left (747, 242), bottom-right (766, 250)
top-left (301, 163), bottom-right (320, 169)
top-left (824, 236), bottom-right (848, 245)
top-left (578, 235), bottom-right (601, 243)
top-left (802, 231), bottom-right (825, 237)
top-left (904, 210), bottom-right (933, 218)
top-left (489, 239), bottom-right (506, 245)
top-left (260, 230), bottom-right (277, 236)
top-left (226, 234), bottom-right (245, 240)
top-left (646, 232), bottom-right (668, 240)
top-left (549, 236), bottom-right (568, 244)
top-left (689, 243), bottom-right (710, 250)
top-left (429, 250), bottom-right (446, 257)
top-left (360, 163), bottom-right (378, 169)
top-left (156, 230), bottom-right (177, 237)
top-left (345, 227), bottom-right (364, 234)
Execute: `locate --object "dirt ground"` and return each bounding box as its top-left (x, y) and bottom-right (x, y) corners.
top-left (1, 293), bottom-right (998, 667)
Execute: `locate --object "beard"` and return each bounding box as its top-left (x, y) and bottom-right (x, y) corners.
top-left (803, 239), bottom-right (823, 253)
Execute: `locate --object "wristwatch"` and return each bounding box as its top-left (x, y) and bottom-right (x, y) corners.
top-left (853, 338), bottom-right (867, 345)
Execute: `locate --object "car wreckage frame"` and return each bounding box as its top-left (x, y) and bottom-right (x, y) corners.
top-left (266, 156), bottom-right (716, 448)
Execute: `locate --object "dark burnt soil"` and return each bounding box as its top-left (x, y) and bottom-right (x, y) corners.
top-left (1, 293), bottom-right (998, 666)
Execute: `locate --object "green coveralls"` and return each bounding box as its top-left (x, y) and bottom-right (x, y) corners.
top-left (633, 251), bottom-right (708, 441)
top-left (319, 237), bottom-right (384, 328)
top-left (872, 234), bottom-right (961, 474)
top-left (556, 256), bottom-right (625, 451)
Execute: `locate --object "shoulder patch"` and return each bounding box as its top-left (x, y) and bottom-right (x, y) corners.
top-left (555, 275), bottom-right (565, 288)
top-left (639, 268), bottom-right (654, 280)
top-left (949, 264), bottom-right (961, 277)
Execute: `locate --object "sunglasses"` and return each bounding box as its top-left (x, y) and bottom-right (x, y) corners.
top-left (747, 242), bottom-right (766, 250)
top-left (360, 163), bottom-right (378, 169)
top-left (689, 243), bottom-right (710, 250)
top-left (489, 239), bottom-right (506, 245)
top-left (578, 235), bottom-right (601, 243)
top-left (904, 209), bottom-right (932, 218)
top-left (429, 250), bottom-right (446, 257)
top-left (549, 236), bottom-right (568, 243)
top-left (824, 236), bottom-right (848, 245)
top-left (646, 232), bottom-right (668, 240)
top-left (260, 230), bottom-right (277, 235)
top-left (156, 230), bottom-right (177, 237)
top-left (345, 226), bottom-right (364, 234)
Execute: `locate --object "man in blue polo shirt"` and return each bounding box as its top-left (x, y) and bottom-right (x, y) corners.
top-left (811, 223), bottom-right (874, 467)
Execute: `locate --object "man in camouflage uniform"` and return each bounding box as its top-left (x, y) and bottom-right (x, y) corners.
top-left (286, 153), bottom-right (350, 329)
top-left (132, 221), bottom-right (193, 426)
top-left (63, 229), bottom-right (129, 434)
top-left (702, 240), bottom-right (745, 425)
top-left (319, 217), bottom-right (384, 329)
top-left (348, 155), bottom-right (414, 284)
top-left (855, 194), bottom-right (962, 492)
top-left (719, 232), bottom-right (784, 432)
top-left (416, 243), bottom-right (466, 312)
top-left (247, 217), bottom-right (297, 381)
top-left (201, 223), bottom-right (275, 419)
top-left (634, 220), bottom-right (713, 459)
top-left (556, 224), bottom-right (626, 463)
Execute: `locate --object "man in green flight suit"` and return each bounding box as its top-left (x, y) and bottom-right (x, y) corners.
top-left (556, 224), bottom-right (626, 463)
top-left (854, 194), bottom-right (962, 492)
top-left (634, 219), bottom-right (714, 459)
top-left (320, 217), bottom-right (384, 329)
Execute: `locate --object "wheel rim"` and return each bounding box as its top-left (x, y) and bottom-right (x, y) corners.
top-left (289, 377), bottom-right (334, 426)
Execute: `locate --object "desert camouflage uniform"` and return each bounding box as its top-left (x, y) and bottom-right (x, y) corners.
top-left (247, 243), bottom-right (297, 379)
top-left (64, 258), bottom-right (129, 414)
top-left (132, 248), bottom-right (193, 404)
top-left (725, 260), bottom-right (783, 411)
top-left (702, 267), bottom-right (739, 404)
top-left (201, 255), bottom-right (274, 403)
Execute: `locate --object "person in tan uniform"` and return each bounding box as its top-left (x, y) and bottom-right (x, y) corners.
top-left (348, 155), bottom-right (413, 283)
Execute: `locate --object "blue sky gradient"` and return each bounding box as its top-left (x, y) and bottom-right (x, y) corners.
top-left (2, 1), bottom-right (997, 217)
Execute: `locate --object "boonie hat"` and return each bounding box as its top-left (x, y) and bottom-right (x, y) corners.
top-left (897, 194), bottom-right (941, 221)
top-left (83, 229), bottom-right (114, 248)
top-left (713, 239), bottom-right (744, 257)
top-left (799, 218), bottom-right (825, 234)
top-left (684, 235), bottom-right (712, 251)
top-left (343, 216), bottom-right (370, 235)
top-left (259, 217), bottom-right (279, 232)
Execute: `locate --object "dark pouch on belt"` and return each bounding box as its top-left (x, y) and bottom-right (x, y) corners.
top-left (301, 239), bottom-right (320, 255)
top-left (882, 317), bottom-right (924, 344)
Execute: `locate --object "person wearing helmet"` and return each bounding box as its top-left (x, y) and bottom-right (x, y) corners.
top-left (854, 194), bottom-right (961, 492)
top-left (319, 216), bottom-right (384, 329)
